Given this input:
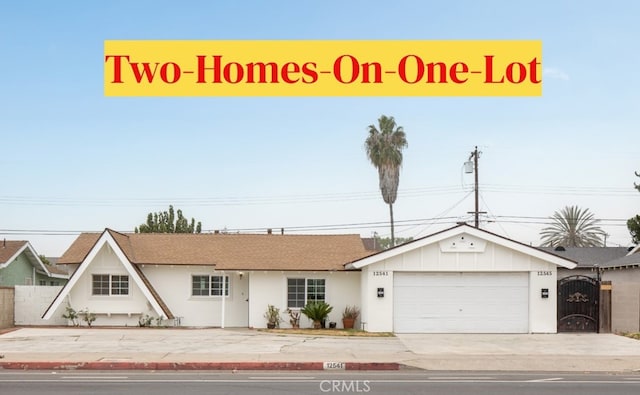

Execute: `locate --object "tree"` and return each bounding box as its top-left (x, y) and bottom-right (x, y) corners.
top-left (627, 215), bottom-right (640, 244)
top-left (540, 205), bottom-right (605, 247)
top-left (135, 205), bottom-right (202, 233)
top-left (635, 170), bottom-right (640, 192)
top-left (365, 115), bottom-right (408, 247)
top-left (373, 235), bottom-right (413, 250)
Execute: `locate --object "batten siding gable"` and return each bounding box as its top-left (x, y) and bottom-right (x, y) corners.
top-left (347, 224), bottom-right (577, 270)
top-left (42, 230), bottom-right (171, 320)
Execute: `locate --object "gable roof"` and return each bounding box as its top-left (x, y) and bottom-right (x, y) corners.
top-left (0, 240), bottom-right (27, 265)
top-left (58, 230), bottom-right (372, 271)
top-left (346, 224), bottom-right (578, 270)
top-left (0, 240), bottom-right (68, 279)
top-left (537, 246), bottom-right (630, 268)
top-left (42, 230), bottom-right (173, 320)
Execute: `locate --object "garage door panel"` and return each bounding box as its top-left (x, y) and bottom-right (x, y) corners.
top-left (394, 272), bottom-right (529, 333)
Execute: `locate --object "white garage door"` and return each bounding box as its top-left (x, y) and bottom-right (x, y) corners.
top-left (393, 272), bottom-right (529, 333)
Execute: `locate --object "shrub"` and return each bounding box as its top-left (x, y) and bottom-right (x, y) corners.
top-left (78, 308), bottom-right (96, 327)
top-left (62, 305), bottom-right (79, 326)
top-left (301, 302), bottom-right (333, 328)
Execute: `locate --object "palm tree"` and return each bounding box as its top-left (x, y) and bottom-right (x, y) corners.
top-left (365, 115), bottom-right (408, 247)
top-left (540, 205), bottom-right (606, 247)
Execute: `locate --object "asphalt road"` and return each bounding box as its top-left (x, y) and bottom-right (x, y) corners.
top-left (1, 371), bottom-right (640, 395)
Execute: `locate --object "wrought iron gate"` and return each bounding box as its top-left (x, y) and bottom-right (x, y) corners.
top-left (557, 275), bottom-right (600, 332)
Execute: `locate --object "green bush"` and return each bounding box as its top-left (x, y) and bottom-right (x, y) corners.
top-left (301, 302), bottom-right (333, 328)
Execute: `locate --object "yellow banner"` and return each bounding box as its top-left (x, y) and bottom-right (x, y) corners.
top-left (104, 40), bottom-right (542, 97)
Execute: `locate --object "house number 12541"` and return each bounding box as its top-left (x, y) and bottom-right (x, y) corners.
top-left (373, 271), bottom-right (389, 276)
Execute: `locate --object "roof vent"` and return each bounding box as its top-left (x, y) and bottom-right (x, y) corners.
top-left (267, 228), bottom-right (272, 235)
top-left (554, 246), bottom-right (566, 251)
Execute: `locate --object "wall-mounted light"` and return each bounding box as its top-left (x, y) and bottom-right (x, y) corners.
top-left (238, 272), bottom-right (244, 279)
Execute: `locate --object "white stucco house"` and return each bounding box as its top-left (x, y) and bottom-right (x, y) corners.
top-left (43, 229), bottom-right (368, 328)
top-left (43, 224), bottom-right (576, 333)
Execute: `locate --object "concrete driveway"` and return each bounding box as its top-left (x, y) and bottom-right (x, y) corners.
top-left (1, 328), bottom-right (640, 371)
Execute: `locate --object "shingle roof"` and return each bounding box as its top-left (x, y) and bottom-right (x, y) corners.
top-left (537, 247), bottom-right (629, 268)
top-left (44, 257), bottom-right (69, 276)
top-left (599, 249), bottom-right (640, 269)
top-left (360, 237), bottom-right (382, 252)
top-left (58, 230), bottom-right (373, 271)
top-left (1, 240), bottom-right (69, 278)
top-left (45, 263), bottom-right (69, 276)
top-left (0, 240), bottom-right (27, 263)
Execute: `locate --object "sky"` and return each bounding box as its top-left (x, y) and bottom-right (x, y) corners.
top-left (1, 1), bottom-right (639, 256)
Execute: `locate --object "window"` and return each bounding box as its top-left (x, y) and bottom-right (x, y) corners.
top-left (211, 275), bottom-right (230, 296)
top-left (191, 275), bottom-right (229, 297)
top-left (92, 274), bottom-right (110, 295)
top-left (92, 274), bottom-right (129, 296)
top-left (287, 278), bottom-right (305, 308)
top-left (39, 280), bottom-right (47, 286)
top-left (111, 275), bottom-right (129, 295)
top-left (192, 275), bottom-right (209, 296)
top-left (287, 278), bottom-right (326, 308)
top-left (306, 279), bottom-right (326, 303)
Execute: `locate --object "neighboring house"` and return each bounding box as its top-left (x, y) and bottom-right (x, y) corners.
top-left (539, 245), bottom-right (640, 333)
top-left (0, 240), bottom-right (69, 287)
top-left (538, 246), bottom-right (630, 278)
top-left (598, 247), bottom-right (640, 333)
top-left (43, 225), bottom-right (577, 333)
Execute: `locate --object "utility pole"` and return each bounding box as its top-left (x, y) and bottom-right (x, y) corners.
top-left (466, 146), bottom-right (485, 228)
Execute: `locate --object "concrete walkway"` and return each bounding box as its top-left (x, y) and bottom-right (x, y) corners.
top-left (1, 327), bottom-right (640, 372)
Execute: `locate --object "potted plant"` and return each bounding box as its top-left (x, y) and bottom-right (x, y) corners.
top-left (342, 305), bottom-right (360, 329)
top-left (286, 308), bottom-right (301, 329)
top-left (264, 304), bottom-right (282, 329)
top-left (301, 301), bottom-right (333, 329)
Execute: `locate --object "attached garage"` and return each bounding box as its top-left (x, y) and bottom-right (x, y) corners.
top-left (347, 224), bottom-right (577, 334)
top-left (393, 272), bottom-right (529, 333)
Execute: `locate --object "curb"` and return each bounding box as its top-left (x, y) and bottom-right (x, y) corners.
top-left (0, 361), bottom-right (401, 371)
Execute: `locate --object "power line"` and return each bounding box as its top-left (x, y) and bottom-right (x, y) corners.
top-left (0, 213), bottom-right (630, 237)
top-left (0, 183), bottom-right (635, 207)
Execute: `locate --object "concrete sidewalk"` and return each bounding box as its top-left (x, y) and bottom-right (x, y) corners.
top-left (1, 327), bottom-right (640, 372)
